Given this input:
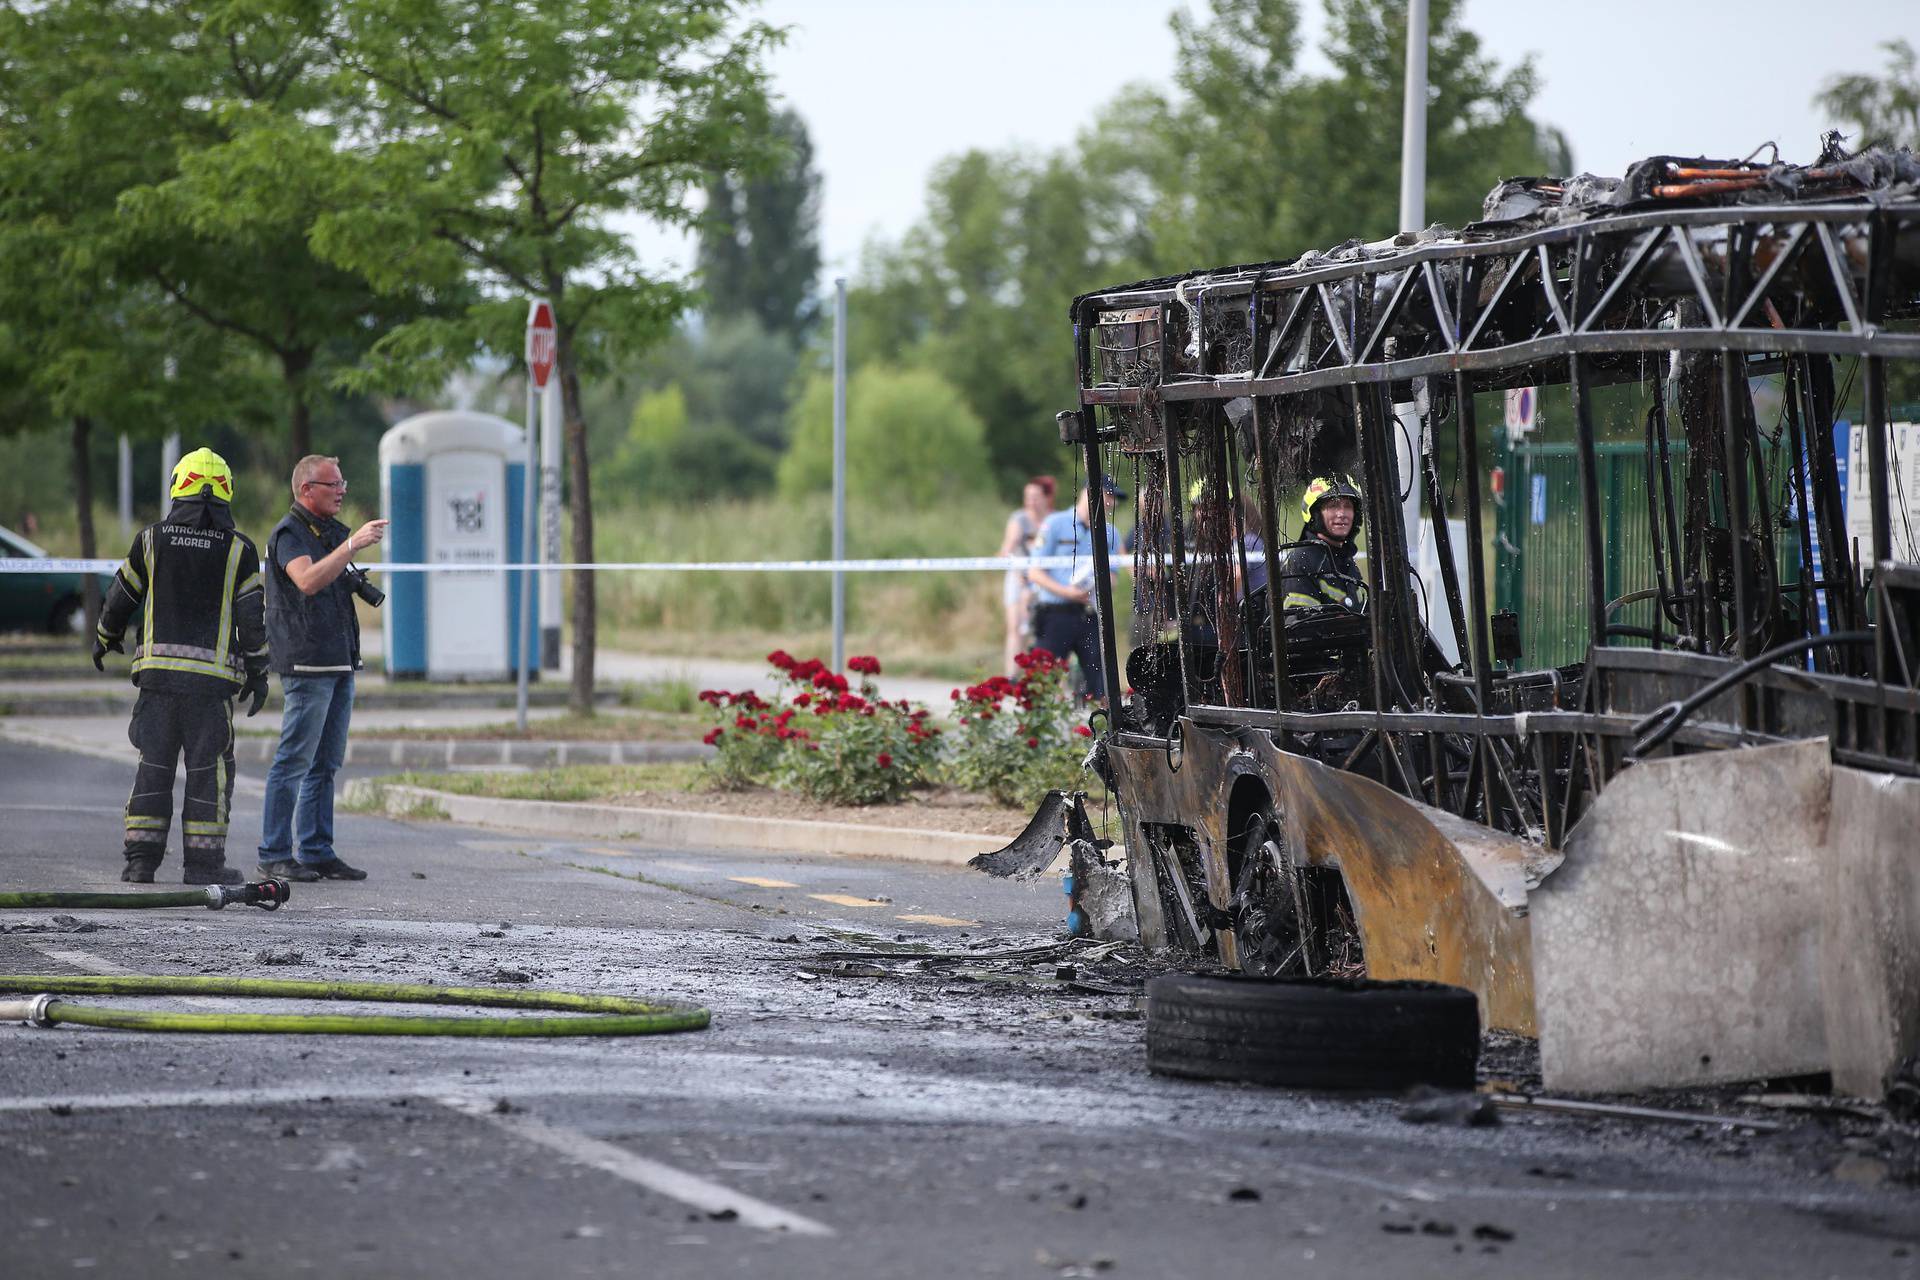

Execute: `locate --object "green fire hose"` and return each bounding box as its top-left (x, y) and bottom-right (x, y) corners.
top-left (0, 975), bottom-right (710, 1037)
top-left (0, 880), bottom-right (709, 1036)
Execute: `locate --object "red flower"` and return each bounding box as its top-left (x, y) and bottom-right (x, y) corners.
top-left (848, 655), bottom-right (881, 675)
top-left (1025, 737), bottom-right (1039, 749)
top-left (734, 715), bottom-right (756, 730)
top-left (950, 689), bottom-right (961, 700)
top-left (767, 649), bottom-right (796, 672)
top-left (1074, 724), bottom-right (1093, 737)
top-left (875, 752), bottom-right (893, 769)
top-left (698, 689), bottom-right (724, 705)
top-left (702, 727), bottom-right (723, 745)
top-left (793, 692), bottom-right (812, 707)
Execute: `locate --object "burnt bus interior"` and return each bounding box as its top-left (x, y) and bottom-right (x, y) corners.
top-left (1060, 144), bottom-right (1920, 977)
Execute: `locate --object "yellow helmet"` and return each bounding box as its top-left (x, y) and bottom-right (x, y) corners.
top-left (1300, 474), bottom-right (1363, 531)
top-left (169, 447), bottom-right (235, 503)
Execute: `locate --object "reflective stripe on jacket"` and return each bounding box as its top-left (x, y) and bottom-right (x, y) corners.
top-left (97, 499), bottom-right (266, 697)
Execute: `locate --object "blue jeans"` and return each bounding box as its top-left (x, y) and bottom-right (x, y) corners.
top-left (258, 673), bottom-right (354, 866)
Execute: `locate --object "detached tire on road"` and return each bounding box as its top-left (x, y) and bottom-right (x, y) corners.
top-left (1146, 974), bottom-right (1479, 1091)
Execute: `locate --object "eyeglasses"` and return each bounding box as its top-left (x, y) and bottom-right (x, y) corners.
top-left (305, 479), bottom-right (348, 492)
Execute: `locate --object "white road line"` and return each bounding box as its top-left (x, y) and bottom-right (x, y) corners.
top-left (432, 1095), bottom-right (833, 1236)
top-left (23, 945), bottom-right (241, 1010)
top-left (0, 1073), bottom-right (1887, 1215)
top-left (26, 946), bottom-right (135, 975)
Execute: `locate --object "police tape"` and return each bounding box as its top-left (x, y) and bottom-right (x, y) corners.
top-left (0, 554), bottom-right (1140, 575)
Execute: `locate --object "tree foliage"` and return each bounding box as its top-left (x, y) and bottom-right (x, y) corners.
top-left (1818, 39), bottom-right (1920, 151)
top-left (296, 0), bottom-right (783, 711)
top-left (836, 0), bottom-right (1567, 494)
top-left (778, 364), bottom-right (994, 509)
top-left (698, 108), bottom-right (823, 341)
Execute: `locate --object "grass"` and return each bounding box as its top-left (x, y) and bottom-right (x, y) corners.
top-left (351, 710), bottom-right (701, 742)
top-left (377, 762), bottom-right (707, 802)
top-left (590, 493), bottom-right (1014, 679)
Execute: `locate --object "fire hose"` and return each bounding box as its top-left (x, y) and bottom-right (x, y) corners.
top-left (0, 879), bottom-right (293, 912)
top-left (0, 880), bottom-right (709, 1037)
top-left (0, 975), bottom-right (709, 1037)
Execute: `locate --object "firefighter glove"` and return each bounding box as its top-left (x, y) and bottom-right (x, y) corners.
top-left (242, 674), bottom-right (269, 717)
top-left (90, 636), bottom-right (120, 671)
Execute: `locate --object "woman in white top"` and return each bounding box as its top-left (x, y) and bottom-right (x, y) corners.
top-left (1000, 475), bottom-right (1056, 676)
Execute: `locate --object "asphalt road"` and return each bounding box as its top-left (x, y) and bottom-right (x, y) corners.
top-left (2, 738), bottom-right (1917, 1279)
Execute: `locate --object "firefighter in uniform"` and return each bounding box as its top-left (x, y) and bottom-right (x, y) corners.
top-left (1278, 474), bottom-right (1369, 614)
top-left (93, 448), bottom-right (269, 884)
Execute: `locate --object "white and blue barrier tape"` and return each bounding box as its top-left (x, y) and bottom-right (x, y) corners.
top-left (0, 554), bottom-right (1140, 575)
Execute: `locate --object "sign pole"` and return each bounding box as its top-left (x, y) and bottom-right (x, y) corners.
top-left (539, 365), bottom-right (563, 671)
top-left (831, 277), bottom-right (847, 673)
top-left (518, 300), bottom-right (556, 732)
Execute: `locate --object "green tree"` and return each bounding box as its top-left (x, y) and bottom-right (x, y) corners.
top-left (1151, 0), bottom-right (1570, 264)
top-left (0, 0), bottom-right (278, 625)
top-left (305, 0), bottom-right (783, 713)
top-left (698, 108), bottom-right (823, 341)
top-left (1818, 39), bottom-right (1920, 150)
top-left (777, 364), bottom-right (994, 508)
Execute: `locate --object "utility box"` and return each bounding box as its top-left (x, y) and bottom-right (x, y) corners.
top-left (378, 410), bottom-right (538, 681)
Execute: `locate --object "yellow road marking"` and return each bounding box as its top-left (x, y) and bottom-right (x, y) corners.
top-left (896, 914), bottom-right (979, 927)
top-left (808, 893), bottom-right (888, 908)
top-left (729, 876), bottom-right (799, 889)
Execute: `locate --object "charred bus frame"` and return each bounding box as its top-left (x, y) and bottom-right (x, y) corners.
top-left (1055, 154), bottom-right (1920, 1022)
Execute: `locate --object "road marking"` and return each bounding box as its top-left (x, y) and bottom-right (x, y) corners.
top-left (23, 945), bottom-right (245, 1010)
top-left (432, 1095), bottom-right (833, 1237)
top-left (582, 846), bottom-right (638, 858)
top-left (896, 914), bottom-right (979, 927)
top-left (729, 876), bottom-right (798, 889)
top-left (27, 946), bottom-right (134, 975)
top-left (807, 893), bottom-right (887, 908)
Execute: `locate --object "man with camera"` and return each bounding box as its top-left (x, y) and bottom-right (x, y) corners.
top-left (256, 454), bottom-right (388, 883)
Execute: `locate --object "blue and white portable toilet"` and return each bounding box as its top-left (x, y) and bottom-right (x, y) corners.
top-left (379, 410), bottom-right (538, 681)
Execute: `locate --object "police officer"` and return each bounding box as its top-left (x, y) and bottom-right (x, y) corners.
top-left (1279, 474), bottom-right (1369, 613)
top-left (93, 448), bottom-right (269, 885)
top-left (255, 455), bottom-right (387, 883)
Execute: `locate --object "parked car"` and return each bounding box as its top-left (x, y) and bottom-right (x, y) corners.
top-left (0, 523), bottom-right (113, 635)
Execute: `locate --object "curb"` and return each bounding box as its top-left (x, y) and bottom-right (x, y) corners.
top-left (0, 686), bottom-right (610, 716)
top-left (342, 780), bottom-right (1007, 867)
top-left (232, 737), bottom-right (713, 768)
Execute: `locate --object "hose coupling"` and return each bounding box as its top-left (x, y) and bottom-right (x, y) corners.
top-left (202, 879), bottom-right (292, 912)
top-left (0, 993), bottom-right (58, 1027)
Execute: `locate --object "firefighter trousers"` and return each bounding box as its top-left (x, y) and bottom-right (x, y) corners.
top-left (123, 688), bottom-right (237, 871)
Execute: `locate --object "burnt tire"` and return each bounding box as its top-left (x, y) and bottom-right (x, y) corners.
top-left (1145, 973), bottom-right (1479, 1092)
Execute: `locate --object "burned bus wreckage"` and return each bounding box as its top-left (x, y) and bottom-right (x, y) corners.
top-left (986, 141), bottom-right (1920, 1097)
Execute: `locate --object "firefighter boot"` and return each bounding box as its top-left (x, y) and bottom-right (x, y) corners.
top-left (121, 852), bottom-right (162, 883)
top-left (182, 859), bottom-right (243, 886)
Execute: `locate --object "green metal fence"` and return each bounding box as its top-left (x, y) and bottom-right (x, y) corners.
top-left (1494, 440), bottom-right (1689, 669)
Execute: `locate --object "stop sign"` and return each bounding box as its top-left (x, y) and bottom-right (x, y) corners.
top-left (525, 299), bottom-right (556, 390)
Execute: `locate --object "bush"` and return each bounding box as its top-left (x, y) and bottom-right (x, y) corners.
top-left (777, 363), bottom-right (995, 506)
top-left (699, 651), bottom-right (941, 806)
top-left (946, 648), bottom-right (1092, 807)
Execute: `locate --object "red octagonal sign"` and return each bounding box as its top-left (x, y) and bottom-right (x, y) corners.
top-left (525, 299), bottom-right (556, 390)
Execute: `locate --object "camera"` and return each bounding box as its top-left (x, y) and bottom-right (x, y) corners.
top-left (343, 564), bottom-right (385, 609)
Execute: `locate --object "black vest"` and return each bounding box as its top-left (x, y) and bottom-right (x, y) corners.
top-left (264, 505), bottom-right (361, 675)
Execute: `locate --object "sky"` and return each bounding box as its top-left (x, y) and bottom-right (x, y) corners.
top-left (635, 0), bottom-right (1911, 282)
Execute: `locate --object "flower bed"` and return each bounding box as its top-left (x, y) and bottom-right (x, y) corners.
top-left (699, 648), bottom-right (1092, 808)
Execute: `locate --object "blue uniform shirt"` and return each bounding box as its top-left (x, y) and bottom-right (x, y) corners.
top-left (1031, 508), bottom-right (1120, 607)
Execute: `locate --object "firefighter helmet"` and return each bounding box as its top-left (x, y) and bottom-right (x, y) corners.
top-left (1300, 474), bottom-right (1362, 534)
top-left (169, 447), bottom-right (235, 503)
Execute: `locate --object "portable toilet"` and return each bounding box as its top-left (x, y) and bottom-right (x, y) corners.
top-left (378, 410), bottom-right (539, 681)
